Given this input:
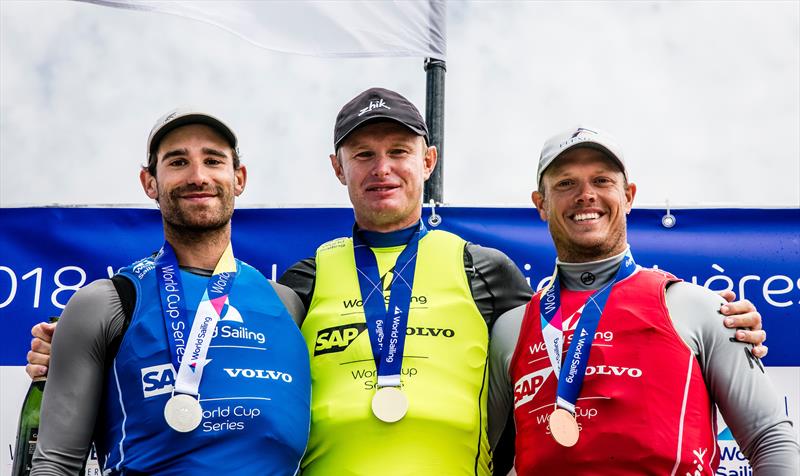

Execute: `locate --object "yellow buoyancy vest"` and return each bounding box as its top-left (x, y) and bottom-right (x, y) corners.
top-left (300, 230), bottom-right (491, 476)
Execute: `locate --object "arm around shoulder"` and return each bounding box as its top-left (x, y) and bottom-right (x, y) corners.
top-left (278, 257), bottom-right (316, 315)
top-left (270, 281), bottom-right (306, 327)
top-left (31, 279), bottom-right (126, 475)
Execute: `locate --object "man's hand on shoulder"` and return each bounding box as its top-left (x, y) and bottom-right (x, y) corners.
top-left (717, 290), bottom-right (767, 358)
top-left (26, 321), bottom-right (55, 379)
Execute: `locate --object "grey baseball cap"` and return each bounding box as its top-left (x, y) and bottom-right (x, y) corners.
top-left (334, 88), bottom-right (428, 149)
top-left (147, 107), bottom-right (238, 157)
top-left (537, 125), bottom-right (627, 190)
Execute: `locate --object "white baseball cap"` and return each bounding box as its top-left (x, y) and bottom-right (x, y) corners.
top-left (537, 125), bottom-right (627, 190)
top-left (147, 107), bottom-right (238, 157)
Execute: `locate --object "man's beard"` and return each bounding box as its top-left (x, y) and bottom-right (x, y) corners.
top-left (158, 183), bottom-right (233, 239)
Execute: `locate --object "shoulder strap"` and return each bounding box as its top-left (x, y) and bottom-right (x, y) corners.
top-left (111, 274), bottom-right (135, 322)
top-left (105, 275), bottom-right (136, 372)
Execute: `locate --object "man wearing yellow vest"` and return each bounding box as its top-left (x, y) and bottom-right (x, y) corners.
top-left (278, 88), bottom-right (533, 474)
top-left (27, 88), bottom-right (768, 475)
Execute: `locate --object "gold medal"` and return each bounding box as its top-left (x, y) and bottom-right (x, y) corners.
top-left (549, 408), bottom-right (579, 447)
top-left (164, 394), bottom-right (203, 432)
top-left (371, 387), bottom-right (408, 423)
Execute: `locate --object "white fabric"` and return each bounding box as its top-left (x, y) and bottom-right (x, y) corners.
top-left (79, 0), bottom-right (446, 60)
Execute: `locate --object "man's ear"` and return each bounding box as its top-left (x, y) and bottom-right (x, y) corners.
top-left (330, 153), bottom-right (346, 185)
top-left (234, 165), bottom-right (247, 196)
top-left (624, 182), bottom-right (637, 214)
top-left (532, 190), bottom-right (548, 221)
top-left (422, 145), bottom-right (438, 180)
top-left (140, 168), bottom-right (158, 200)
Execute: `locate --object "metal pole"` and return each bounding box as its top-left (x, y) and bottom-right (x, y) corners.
top-left (424, 58), bottom-right (446, 204)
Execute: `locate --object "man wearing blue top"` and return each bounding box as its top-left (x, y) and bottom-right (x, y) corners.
top-left (30, 109), bottom-right (311, 475)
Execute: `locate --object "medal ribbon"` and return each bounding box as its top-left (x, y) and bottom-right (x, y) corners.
top-left (155, 241), bottom-right (238, 397)
top-left (353, 222), bottom-right (427, 388)
top-left (540, 249), bottom-right (637, 413)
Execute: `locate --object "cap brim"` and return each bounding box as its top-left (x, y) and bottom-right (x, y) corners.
top-left (334, 115), bottom-right (427, 149)
top-left (149, 114), bottom-right (237, 154)
top-left (537, 142), bottom-right (627, 191)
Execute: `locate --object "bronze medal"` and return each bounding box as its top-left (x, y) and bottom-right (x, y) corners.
top-left (549, 408), bottom-right (579, 447)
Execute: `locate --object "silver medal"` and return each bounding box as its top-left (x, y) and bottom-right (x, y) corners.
top-left (164, 393), bottom-right (203, 432)
top-left (371, 386), bottom-right (408, 423)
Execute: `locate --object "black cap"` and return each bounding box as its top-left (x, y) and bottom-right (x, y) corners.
top-left (333, 88), bottom-right (428, 149)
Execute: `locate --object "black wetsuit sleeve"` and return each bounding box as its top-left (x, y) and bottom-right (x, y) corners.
top-left (269, 281), bottom-right (307, 327)
top-left (464, 243), bottom-right (532, 474)
top-left (464, 243), bottom-right (533, 329)
top-left (31, 279), bottom-right (127, 475)
top-left (278, 257), bottom-right (317, 313)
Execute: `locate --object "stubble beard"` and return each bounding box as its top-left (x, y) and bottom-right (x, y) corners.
top-left (159, 184), bottom-right (234, 244)
top-left (551, 221), bottom-right (628, 264)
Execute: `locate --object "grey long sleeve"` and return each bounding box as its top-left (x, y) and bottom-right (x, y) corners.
top-left (666, 281), bottom-right (799, 475)
top-left (31, 279), bottom-right (124, 475)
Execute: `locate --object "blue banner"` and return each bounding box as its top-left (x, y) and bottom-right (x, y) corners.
top-left (0, 207), bottom-right (797, 366)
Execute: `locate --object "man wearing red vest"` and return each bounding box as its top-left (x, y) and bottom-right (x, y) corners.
top-left (488, 126), bottom-right (799, 475)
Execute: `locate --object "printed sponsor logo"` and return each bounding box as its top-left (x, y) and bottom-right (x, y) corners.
top-left (223, 368), bottom-right (293, 383)
top-left (406, 327), bottom-right (455, 338)
top-left (141, 363), bottom-right (175, 398)
top-left (352, 366), bottom-right (419, 390)
top-left (528, 330), bottom-right (614, 355)
top-left (685, 447), bottom-right (712, 476)
top-left (358, 98), bottom-right (390, 116)
top-left (514, 367), bottom-right (553, 409)
top-left (343, 266), bottom-right (429, 309)
top-left (314, 322), bottom-right (455, 357)
top-left (201, 404), bottom-right (262, 433)
top-left (212, 323), bottom-right (266, 344)
top-left (565, 329), bottom-right (590, 384)
top-left (535, 405), bottom-right (598, 426)
top-left (132, 258), bottom-right (155, 279)
top-left (584, 365), bottom-right (642, 378)
top-left (314, 322), bottom-right (368, 356)
top-left (342, 294), bottom-right (428, 309)
top-left (717, 428), bottom-right (753, 475)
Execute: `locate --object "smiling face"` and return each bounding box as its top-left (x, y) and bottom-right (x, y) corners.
top-left (331, 121), bottom-right (437, 232)
top-left (140, 123), bottom-right (246, 234)
top-left (532, 147), bottom-right (636, 263)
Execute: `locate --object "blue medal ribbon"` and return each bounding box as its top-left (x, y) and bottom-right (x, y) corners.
top-left (540, 249), bottom-right (637, 413)
top-left (352, 222), bottom-right (427, 387)
top-left (155, 242), bottom-right (238, 394)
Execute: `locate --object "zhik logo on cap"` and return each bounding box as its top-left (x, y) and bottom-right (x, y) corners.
top-left (359, 98), bottom-right (390, 116)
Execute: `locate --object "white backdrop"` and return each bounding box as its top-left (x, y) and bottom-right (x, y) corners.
top-left (1, 1), bottom-right (798, 209)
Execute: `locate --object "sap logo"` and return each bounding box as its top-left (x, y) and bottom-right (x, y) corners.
top-left (314, 323), bottom-right (367, 356)
top-left (141, 363), bottom-right (176, 398)
top-left (223, 368), bottom-right (293, 383)
top-left (584, 365), bottom-right (642, 378)
top-left (513, 367), bottom-right (553, 409)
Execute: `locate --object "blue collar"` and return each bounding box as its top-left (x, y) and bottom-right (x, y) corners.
top-left (357, 221), bottom-right (420, 248)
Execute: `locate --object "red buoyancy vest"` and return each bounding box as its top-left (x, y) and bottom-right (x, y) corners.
top-left (510, 269), bottom-right (719, 475)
